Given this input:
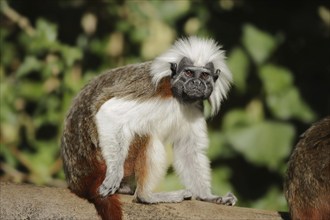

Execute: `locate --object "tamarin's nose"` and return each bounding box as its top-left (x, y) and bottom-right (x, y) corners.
top-left (192, 79), bottom-right (202, 85)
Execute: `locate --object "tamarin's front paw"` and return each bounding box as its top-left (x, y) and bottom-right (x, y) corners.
top-left (98, 173), bottom-right (123, 196)
top-left (198, 192), bottom-right (237, 206)
top-left (183, 190), bottom-right (193, 200)
top-left (99, 178), bottom-right (120, 196)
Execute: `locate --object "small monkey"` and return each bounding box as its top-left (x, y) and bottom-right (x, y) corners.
top-left (61, 37), bottom-right (237, 220)
top-left (284, 116), bottom-right (330, 220)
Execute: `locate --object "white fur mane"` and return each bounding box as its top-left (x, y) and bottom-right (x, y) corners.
top-left (150, 36), bottom-right (232, 116)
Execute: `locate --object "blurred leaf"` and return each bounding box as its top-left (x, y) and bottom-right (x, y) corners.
top-left (18, 19), bottom-right (58, 54)
top-left (33, 96), bottom-right (62, 126)
top-left (266, 87), bottom-right (316, 122)
top-left (35, 18), bottom-right (58, 43)
top-left (227, 47), bottom-right (250, 92)
top-left (251, 186), bottom-right (288, 211)
top-left (0, 78), bottom-right (17, 123)
top-left (141, 20), bottom-right (175, 59)
top-left (259, 64), bottom-right (293, 94)
top-left (226, 121), bottom-right (295, 170)
top-left (60, 45), bottom-right (82, 66)
top-left (63, 67), bottom-right (83, 93)
top-left (16, 56), bottom-right (42, 77)
top-left (26, 144), bottom-right (57, 184)
top-left (259, 65), bottom-right (316, 122)
top-left (42, 55), bottom-right (64, 78)
top-left (242, 24), bottom-right (278, 64)
top-left (152, 0), bottom-right (190, 23)
top-left (18, 80), bottom-right (44, 100)
top-left (0, 144), bottom-right (18, 167)
top-left (90, 37), bottom-right (108, 56)
top-left (222, 100), bottom-right (264, 131)
top-left (222, 109), bottom-right (254, 130)
top-left (0, 123), bottom-right (19, 144)
top-left (0, 34), bottom-right (16, 67)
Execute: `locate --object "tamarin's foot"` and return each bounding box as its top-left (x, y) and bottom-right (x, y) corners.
top-left (197, 192), bottom-right (237, 206)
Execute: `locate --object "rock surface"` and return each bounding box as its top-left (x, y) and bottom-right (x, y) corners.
top-left (0, 182), bottom-right (289, 220)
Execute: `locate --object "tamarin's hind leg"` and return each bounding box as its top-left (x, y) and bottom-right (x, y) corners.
top-left (117, 176), bottom-right (136, 195)
top-left (133, 136), bottom-right (192, 204)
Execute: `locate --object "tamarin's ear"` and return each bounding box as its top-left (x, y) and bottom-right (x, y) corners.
top-left (170, 62), bottom-right (177, 77)
top-left (214, 69), bottom-right (221, 82)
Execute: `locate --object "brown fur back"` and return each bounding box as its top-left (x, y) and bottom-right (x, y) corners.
top-left (284, 117), bottom-right (330, 220)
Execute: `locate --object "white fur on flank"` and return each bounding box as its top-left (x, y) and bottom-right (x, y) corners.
top-left (95, 97), bottom-right (213, 199)
top-left (151, 36), bottom-right (232, 116)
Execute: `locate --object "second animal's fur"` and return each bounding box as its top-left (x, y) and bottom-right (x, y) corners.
top-left (284, 117), bottom-right (330, 220)
top-left (61, 37), bottom-right (236, 220)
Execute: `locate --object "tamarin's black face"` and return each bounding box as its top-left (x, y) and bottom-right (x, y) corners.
top-left (170, 57), bottom-right (220, 103)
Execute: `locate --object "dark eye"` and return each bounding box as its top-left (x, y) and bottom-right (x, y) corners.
top-left (185, 70), bottom-right (194, 77)
top-left (201, 72), bottom-right (210, 79)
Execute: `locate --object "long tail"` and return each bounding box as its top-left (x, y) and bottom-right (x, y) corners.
top-left (76, 156), bottom-right (123, 220)
top-left (90, 194), bottom-right (122, 220)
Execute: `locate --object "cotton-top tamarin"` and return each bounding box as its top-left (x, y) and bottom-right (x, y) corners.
top-left (61, 37), bottom-right (237, 220)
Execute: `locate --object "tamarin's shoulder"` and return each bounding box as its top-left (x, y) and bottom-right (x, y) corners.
top-left (86, 61), bottom-right (153, 95)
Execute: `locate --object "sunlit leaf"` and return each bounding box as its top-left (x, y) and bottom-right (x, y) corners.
top-left (259, 65), bottom-right (316, 122)
top-left (251, 186), bottom-right (288, 211)
top-left (26, 141), bottom-right (58, 184)
top-left (35, 18), bottom-right (58, 43)
top-left (16, 56), bottom-right (42, 78)
top-left (227, 47), bottom-right (250, 92)
top-left (259, 64), bottom-right (293, 94)
top-left (152, 0), bottom-right (190, 22)
top-left (0, 144), bottom-right (18, 167)
top-left (0, 40), bottom-right (16, 67)
top-left (18, 80), bottom-right (44, 100)
top-left (141, 20), bottom-right (175, 59)
top-left (222, 109), bottom-right (254, 130)
top-left (242, 24), bottom-right (278, 64)
top-left (60, 45), bottom-right (82, 66)
top-left (0, 123), bottom-right (19, 144)
top-left (266, 88), bottom-right (316, 122)
top-left (226, 121), bottom-right (295, 170)
top-left (222, 100), bottom-right (264, 131)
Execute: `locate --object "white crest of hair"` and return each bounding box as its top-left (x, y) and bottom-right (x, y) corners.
top-left (151, 36), bottom-right (232, 116)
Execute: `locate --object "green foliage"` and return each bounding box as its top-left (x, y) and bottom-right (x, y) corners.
top-left (242, 24), bottom-right (281, 65)
top-left (1, 0), bottom-right (322, 211)
top-left (1, 11), bottom-right (82, 183)
top-left (259, 65), bottom-right (316, 122)
top-left (227, 119), bottom-right (294, 170)
top-left (227, 47), bottom-right (249, 93)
